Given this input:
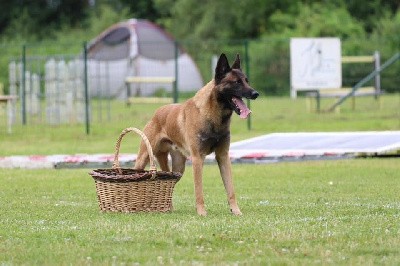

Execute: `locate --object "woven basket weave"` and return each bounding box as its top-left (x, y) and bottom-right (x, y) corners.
top-left (89, 127), bottom-right (182, 213)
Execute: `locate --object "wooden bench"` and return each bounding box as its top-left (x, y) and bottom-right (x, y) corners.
top-left (125, 76), bottom-right (176, 105)
top-left (306, 86), bottom-right (381, 112)
top-left (305, 53), bottom-right (382, 112)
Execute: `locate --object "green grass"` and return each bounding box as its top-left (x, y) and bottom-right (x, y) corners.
top-left (0, 95), bottom-right (400, 155)
top-left (1, 159), bottom-right (399, 265)
top-left (0, 95), bottom-right (400, 264)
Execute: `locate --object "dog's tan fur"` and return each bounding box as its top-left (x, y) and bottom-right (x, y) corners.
top-left (134, 54), bottom-right (259, 215)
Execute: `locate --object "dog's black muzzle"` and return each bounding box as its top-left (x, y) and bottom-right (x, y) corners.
top-left (249, 90), bottom-right (259, 100)
top-left (243, 88), bottom-right (259, 100)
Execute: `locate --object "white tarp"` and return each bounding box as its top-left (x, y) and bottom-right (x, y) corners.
top-left (229, 131), bottom-right (400, 160)
top-left (2, 131), bottom-right (399, 168)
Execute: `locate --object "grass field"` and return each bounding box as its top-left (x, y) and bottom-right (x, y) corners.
top-left (0, 95), bottom-right (399, 155)
top-left (0, 95), bottom-right (400, 265)
top-left (1, 159), bottom-right (399, 265)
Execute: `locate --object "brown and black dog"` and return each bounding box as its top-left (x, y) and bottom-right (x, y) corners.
top-left (134, 53), bottom-right (259, 215)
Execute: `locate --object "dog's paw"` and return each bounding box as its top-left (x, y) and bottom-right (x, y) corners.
top-left (230, 208), bottom-right (242, 216)
top-left (196, 206), bottom-right (207, 216)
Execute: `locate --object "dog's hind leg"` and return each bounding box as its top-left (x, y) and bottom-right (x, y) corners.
top-left (156, 151), bottom-right (170, 172)
top-left (215, 149), bottom-right (242, 216)
top-left (134, 122), bottom-right (159, 170)
top-left (134, 141), bottom-right (150, 170)
top-left (171, 150), bottom-right (186, 174)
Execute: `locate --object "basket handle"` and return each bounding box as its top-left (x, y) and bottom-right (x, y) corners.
top-left (112, 127), bottom-right (157, 176)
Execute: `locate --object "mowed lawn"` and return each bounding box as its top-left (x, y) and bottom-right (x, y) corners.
top-left (0, 95), bottom-right (400, 264)
top-left (0, 94), bottom-right (399, 155)
top-left (0, 159), bottom-right (399, 265)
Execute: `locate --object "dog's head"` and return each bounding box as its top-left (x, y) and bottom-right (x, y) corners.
top-left (214, 53), bottom-right (259, 119)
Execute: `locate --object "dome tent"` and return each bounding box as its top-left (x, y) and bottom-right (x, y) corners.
top-left (87, 19), bottom-right (203, 98)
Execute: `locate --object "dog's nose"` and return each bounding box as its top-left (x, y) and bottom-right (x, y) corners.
top-left (250, 91), bottom-right (259, 100)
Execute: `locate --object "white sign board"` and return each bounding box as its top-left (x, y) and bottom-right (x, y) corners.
top-left (290, 38), bottom-right (341, 98)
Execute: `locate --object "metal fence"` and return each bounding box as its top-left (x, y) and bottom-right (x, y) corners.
top-left (2, 38), bottom-right (399, 133)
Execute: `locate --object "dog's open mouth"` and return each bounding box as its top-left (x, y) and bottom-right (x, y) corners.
top-left (232, 96), bottom-right (251, 119)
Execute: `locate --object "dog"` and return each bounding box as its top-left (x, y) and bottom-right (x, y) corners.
top-left (134, 53), bottom-right (259, 216)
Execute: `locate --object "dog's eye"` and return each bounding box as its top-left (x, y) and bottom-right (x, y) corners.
top-left (235, 80), bottom-right (242, 84)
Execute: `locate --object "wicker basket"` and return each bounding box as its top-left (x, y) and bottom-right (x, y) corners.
top-left (89, 127), bottom-right (182, 213)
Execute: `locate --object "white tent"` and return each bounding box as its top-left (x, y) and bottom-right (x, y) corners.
top-left (87, 19), bottom-right (203, 98)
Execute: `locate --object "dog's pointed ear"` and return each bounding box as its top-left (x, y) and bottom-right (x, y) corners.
top-left (231, 54), bottom-right (241, 70)
top-left (215, 53), bottom-right (231, 84)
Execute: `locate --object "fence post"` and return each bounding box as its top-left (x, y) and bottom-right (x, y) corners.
top-left (244, 40), bottom-right (251, 130)
top-left (374, 51), bottom-right (381, 99)
top-left (83, 42), bottom-right (90, 135)
top-left (173, 41), bottom-right (179, 103)
top-left (22, 44), bottom-right (27, 125)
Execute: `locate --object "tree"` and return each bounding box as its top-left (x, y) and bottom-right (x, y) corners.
top-left (0, 0), bottom-right (90, 39)
top-left (153, 0), bottom-right (295, 40)
top-left (119, 0), bottom-right (160, 21)
top-left (250, 2), bottom-right (367, 95)
top-left (342, 0), bottom-right (399, 33)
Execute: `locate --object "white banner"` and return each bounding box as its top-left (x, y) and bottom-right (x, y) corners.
top-left (290, 38), bottom-right (341, 97)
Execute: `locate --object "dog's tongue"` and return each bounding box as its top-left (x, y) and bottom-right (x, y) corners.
top-left (232, 97), bottom-right (251, 119)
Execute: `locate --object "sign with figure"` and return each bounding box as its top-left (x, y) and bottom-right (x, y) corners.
top-left (290, 38), bottom-right (341, 98)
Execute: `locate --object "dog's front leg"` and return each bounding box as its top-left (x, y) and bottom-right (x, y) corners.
top-left (191, 155), bottom-right (207, 216)
top-left (215, 151), bottom-right (242, 215)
